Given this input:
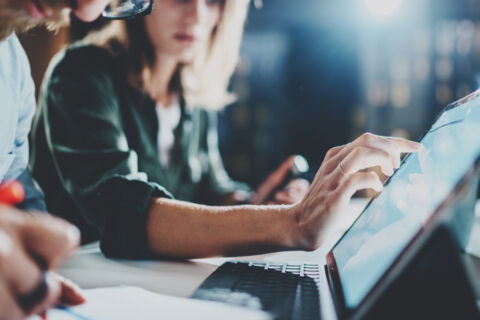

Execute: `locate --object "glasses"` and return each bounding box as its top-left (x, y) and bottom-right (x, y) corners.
top-left (102, 0), bottom-right (154, 20)
top-left (102, 0), bottom-right (262, 20)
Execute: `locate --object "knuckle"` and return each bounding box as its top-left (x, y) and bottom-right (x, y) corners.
top-left (377, 148), bottom-right (390, 160)
top-left (352, 145), bottom-right (368, 158)
top-left (385, 138), bottom-right (397, 149)
top-left (361, 132), bottom-right (375, 144)
top-left (56, 229), bottom-right (73, 246)
top-left (43, 217), bottom-right (80, 250)
top-left (345, 174), bottom-right (358, 186)
top-left (326, 146), bottom-right (339, 159)
top-left (382, 141), bottom-right (397, 155)
top-left (56, 227), bottom-right (80, 252)
top-left (368, 171), bottom-right (378, 178)
top-left (367, 171), bottom-right (379, 183)
top-left (325, 148), bottom-right (334, 158)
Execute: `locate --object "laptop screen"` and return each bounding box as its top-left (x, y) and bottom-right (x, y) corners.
top-left (330, 92), bottom-right (480, 309)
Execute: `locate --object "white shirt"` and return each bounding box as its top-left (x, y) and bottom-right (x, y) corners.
top-left (156, 96), bottom-right (181, 167)
top-left (0, 33), bottom-right (36, 181)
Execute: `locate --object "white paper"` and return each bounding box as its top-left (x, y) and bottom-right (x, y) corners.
top-left (35, 286), bottom-right (271, 320)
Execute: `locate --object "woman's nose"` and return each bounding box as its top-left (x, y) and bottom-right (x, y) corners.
top-left (183, 0), bottom-right (209, 25)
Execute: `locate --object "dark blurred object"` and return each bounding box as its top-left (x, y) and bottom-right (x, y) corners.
top-left (70, 13), bottom-right (109, 41)
top-left (265, 155), bottom-right (309, 202)
top-left (102, 0), bottom-right (153, 20)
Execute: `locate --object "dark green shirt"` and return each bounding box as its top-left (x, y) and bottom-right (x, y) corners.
top-left (31, 44), bottom-right (250, 259)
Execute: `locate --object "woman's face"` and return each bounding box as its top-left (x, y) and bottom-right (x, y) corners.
top-left (145, 0), bottom-right (223, 63)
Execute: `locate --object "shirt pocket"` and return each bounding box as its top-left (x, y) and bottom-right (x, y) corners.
top-left (0, 152), bottom-right (14, 182)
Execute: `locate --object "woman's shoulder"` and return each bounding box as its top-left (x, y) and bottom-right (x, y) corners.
top-left (40, 42), bottom-right (127, 113)
top-left (47, 41), bottom-right (123, 79)
top-left (38, 43), bottom-right (129, 126)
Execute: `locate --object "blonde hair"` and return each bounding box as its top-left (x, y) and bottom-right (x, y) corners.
top-left (85, 0), bottom-right (250, 110)
top-left (0, 6), bottom-right (68, 41)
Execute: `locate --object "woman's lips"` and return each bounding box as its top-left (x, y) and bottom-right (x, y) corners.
top-left (174, 33), bottom-right (196, 44)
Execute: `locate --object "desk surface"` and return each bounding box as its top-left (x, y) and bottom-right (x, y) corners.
top-left (59, 200), bottom-right (480, 299)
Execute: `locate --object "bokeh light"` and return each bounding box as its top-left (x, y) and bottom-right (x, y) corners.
top-left (364, 0), bottom-right (401, 16)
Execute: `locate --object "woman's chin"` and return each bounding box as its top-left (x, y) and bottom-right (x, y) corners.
top-left (174, 50), bottom-right (196, 64)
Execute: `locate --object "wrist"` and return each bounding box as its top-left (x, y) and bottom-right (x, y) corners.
top-left (281, 203), bottom-right (308, 251)
top-left (285, 202), bottom-right (319, 252)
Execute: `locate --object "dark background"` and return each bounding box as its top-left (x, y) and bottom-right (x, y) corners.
top-left (20, 0), bottom-right (480, 189)
top-left (219, 0), bottom-right (480, 187)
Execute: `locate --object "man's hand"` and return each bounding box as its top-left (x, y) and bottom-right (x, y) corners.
top-left (291, 133), bottom-right (422, 250)
top-left (0, 207), bottom-right (80, 320)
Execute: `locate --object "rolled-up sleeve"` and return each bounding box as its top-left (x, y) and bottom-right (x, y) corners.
top-left (40, 47), bottom-right (172, 258)
top-left (96, 174), bottom-right (171, 258)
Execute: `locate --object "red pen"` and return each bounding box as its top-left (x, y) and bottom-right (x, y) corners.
top-left (0, 180), bottom-right (25, 205)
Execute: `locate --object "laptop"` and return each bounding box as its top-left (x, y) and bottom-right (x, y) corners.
top-left (192, 90), bottom-right (480, 319)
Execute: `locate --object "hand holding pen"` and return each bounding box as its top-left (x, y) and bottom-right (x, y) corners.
top-left (0, 181), bottom-right (82, 320)
top-left (250, 155), bottom-right (310, 205)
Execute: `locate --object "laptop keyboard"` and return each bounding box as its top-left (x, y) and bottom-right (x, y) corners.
top-left (191, 261), bottom-right (322, 320)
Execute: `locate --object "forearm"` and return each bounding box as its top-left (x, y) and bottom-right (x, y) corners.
top-left (146, 133), bottom-right (422, 260)
top-left (147, 197), bottom-right (302, 259)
